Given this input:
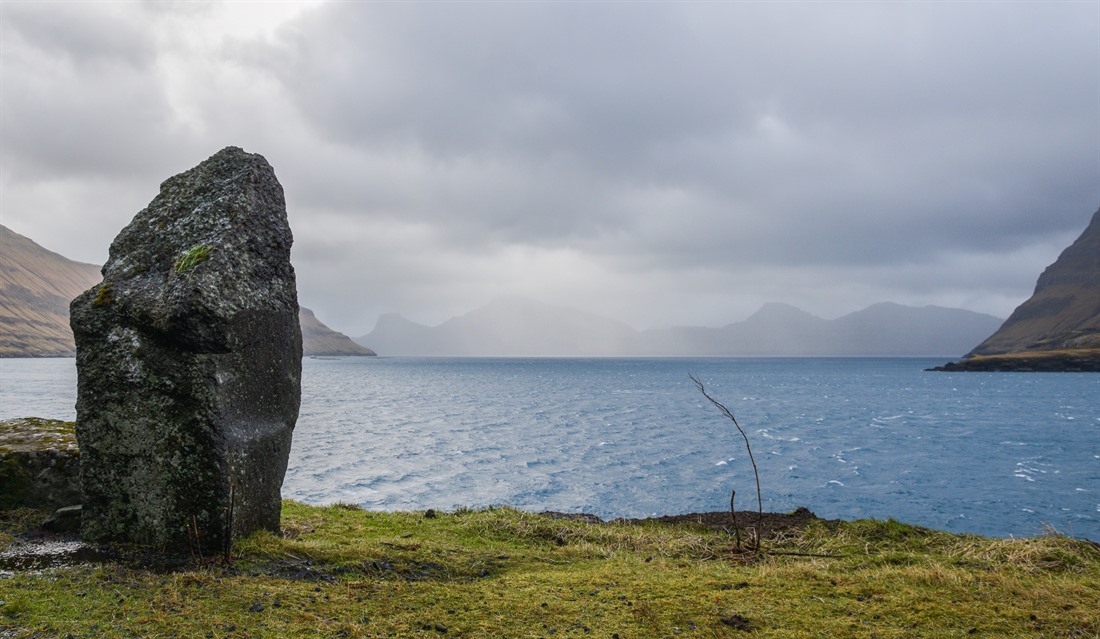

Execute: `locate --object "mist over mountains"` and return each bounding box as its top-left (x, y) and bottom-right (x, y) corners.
top-left (357, 296), bottom-right (1003, 358)
top-left (0, 223), bottom-right (1008, 359)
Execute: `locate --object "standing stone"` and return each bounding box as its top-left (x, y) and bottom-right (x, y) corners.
top-left (70, 147), bottom-right (302, 552)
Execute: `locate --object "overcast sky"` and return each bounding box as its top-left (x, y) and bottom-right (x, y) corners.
top-left (2, 1), bottom-right (1097, 335)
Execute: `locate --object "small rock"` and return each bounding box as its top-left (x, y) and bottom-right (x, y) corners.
top-left (42, 504), bottom-right (82, 533)
top-left (249, 603), bottom-right (265, 613)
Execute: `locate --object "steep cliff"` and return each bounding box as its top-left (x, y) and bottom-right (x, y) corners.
top-left (931, 206), bottom-right (1100, 371)
top-left (969, 207), bottom-right (1100, 355)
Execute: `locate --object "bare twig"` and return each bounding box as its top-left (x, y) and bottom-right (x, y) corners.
top-left (189, 515), bottom-right (203, 562)
top-left (729, 489), bottom-right (742, 551)
top-left (690, 373), bottom-right (763, 550)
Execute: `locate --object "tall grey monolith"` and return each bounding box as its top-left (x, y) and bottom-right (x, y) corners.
top-left (70, 147), bottom-right (302, 552)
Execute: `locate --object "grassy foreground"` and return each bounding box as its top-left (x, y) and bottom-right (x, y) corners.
top-left (2, 502), bottom-right (1098, 638)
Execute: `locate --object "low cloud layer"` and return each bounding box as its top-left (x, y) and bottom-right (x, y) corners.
top-left (2, 2), bottom-right (1097, 333)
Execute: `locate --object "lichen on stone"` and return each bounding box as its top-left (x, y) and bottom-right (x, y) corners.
top-left (0, 418), bottom-right (78, 452)
top-left (175, 244), bottom-right (214, 274)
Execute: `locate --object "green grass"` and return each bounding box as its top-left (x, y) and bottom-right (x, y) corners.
top-left (967, 347), bottom-right (1100, 361)
top-left (1, 502), bottom-right (1097, 638)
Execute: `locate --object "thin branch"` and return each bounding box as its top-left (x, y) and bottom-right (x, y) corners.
top-left (690, 373), bottom-right (763, 550)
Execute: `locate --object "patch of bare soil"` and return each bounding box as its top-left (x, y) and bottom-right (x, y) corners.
top-left (542, 506), bottom-right (837, 541)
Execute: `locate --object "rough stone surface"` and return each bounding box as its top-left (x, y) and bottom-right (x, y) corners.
top-left (0, 418), bottom-right (80, 511)
top-left (69, 147), bottom-right (301, 551)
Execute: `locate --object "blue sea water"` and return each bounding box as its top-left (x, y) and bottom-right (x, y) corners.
top-left (1, 356), bottom-right (1097, 539)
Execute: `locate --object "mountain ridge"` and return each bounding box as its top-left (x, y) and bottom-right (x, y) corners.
top-left (358, 296), bottom-right (1003, 358)
top-left (0, 224), bottom-right (372, 357)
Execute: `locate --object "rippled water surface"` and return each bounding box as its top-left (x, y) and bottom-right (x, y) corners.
top-left (2, 357), bottom-right (1097, 538)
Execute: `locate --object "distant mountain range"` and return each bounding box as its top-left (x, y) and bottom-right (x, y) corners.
top-left (362, 296), bottom-right (640, 357)
top-left (357, 295), bottom-right (1003, 358)
top-left (643, 301), bottom-right (1004, 357)
top-left (933, 206), bottom-right (1100, 371)
top-left (0, 225), bottom-right (373, 357)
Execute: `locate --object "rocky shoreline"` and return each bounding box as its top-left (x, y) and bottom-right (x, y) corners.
top-left (927, 349), bottom-right (1100, 372)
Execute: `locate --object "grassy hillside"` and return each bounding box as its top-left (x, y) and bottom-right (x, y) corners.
top-left (2, 502), bottom-right (1097, 638)
top-left (0, 225), bottom-right (102, 357)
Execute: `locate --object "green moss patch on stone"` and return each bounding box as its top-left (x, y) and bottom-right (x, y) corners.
top-left (93, 282), bottom-right (113, 307)
top-left (174, 244), bottom-right (214, 274)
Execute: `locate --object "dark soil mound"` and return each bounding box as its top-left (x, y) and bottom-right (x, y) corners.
top-left (541, 506), bottom-right (835, 540)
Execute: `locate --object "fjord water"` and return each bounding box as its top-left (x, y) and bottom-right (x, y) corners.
top-left (2, 357), bottom-right (1096, 538)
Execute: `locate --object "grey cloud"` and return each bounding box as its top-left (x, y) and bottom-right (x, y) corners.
top-left (1, 1), bottom-right (1096, 333)
top-left (1, 2), bottom-right (157, 65)
top-left (259, 3), bottom-right (1097, 259)
top-left (0, 3), bottom-right (199, 186)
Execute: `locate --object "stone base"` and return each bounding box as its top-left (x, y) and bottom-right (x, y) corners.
top-left (0, 418), bottom-right (81, 511)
